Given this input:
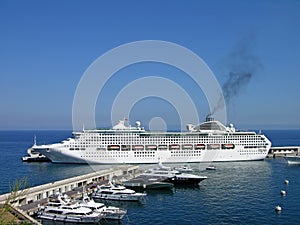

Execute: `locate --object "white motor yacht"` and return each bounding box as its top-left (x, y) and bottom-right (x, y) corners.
top-left (92, 181), bottom-right (146, 202)
top-left (78, 192), bottom-right (127, 220)
top-left (37, 202), bottom-right (102, 223)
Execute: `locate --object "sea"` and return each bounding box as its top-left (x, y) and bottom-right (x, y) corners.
top-left (0, 130), bottom-right (300, 225)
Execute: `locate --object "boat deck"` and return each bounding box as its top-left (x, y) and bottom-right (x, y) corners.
top-left (122, 176), bottom-right (174, 190)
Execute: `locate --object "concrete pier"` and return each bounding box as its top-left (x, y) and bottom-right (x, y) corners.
top-left (267, 146), bottom-right (300, 158)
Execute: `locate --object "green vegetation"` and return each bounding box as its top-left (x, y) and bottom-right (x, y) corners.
top-left (0, 177), bottom-right (32, 225)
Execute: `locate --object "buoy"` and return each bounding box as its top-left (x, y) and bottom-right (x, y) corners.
top-left (284, 179), bottom-right (289, 185)
top-left (281, 190), bottom-right (286, 196)
top-left (275, 205), bottom-right (282, 212)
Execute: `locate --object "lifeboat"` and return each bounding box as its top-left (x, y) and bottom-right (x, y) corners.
top-left (221, 144), bottom-right (235, 149)
top-left (132, 145), bottom-right (144, 150)
top-left (158, 145), bottom-right (168, 150)
top-left (146, 145), bottom-right (157, 150)
top-left (207, 144), bottom-right (220, 150)
top-left (121, 145), bottom-right (130, 151)
top-left (182, 144), bottom-right (193, 150)
top-left (195, 144), bottom-right (205, 150)
top-left (169, 144), bottom-right (180, 150)
top-left (107, 145), bottom-right (120, 150)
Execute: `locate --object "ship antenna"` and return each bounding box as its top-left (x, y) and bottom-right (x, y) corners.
top-left (83, 124), bottom-right (85, 131)
top-left (33, 135), bottom-right (37, 146)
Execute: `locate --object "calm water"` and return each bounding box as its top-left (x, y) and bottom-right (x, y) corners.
top-left (0, 130), bottom-right (300, 224)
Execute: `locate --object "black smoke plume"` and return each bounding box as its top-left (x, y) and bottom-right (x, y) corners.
top-left (210, 36), bottom-right (263, 116)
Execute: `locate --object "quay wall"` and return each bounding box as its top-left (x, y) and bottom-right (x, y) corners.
top-left (267, 146), bottom-right (300, 158)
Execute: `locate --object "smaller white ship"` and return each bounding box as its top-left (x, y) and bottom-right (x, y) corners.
top-left (284, 156), bottom-right (300, 165)
top-left (92, 182), bottom-right (147, 202)
top-left (22, 148), bottom-right (50, 162)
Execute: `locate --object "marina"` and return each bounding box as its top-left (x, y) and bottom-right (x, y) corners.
top-left (0, 165), bottom-right (139, 214)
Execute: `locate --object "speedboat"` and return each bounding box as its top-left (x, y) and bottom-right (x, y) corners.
top-left (92, 181), bottom-right (147, 202)
top-left (78, 192), bottom-right (126, 220)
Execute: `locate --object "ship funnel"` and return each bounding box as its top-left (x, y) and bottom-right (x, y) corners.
top-left (206, 115), bottom-right (215, 122)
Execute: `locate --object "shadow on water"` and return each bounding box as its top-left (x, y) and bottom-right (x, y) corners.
top-left (93, 198), bottom-right (146, 210)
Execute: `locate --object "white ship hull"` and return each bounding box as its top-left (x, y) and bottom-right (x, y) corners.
top-left (34, 142), bottom-right (270, 164)
top-left (32, 118), bottom-right (271, 164)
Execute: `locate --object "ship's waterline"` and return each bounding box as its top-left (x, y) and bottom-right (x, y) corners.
top-left (33, 117), bottom-right (271, 164)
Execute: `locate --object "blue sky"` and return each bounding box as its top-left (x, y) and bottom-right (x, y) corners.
top-left (1, 0), bottom-right (300, 130)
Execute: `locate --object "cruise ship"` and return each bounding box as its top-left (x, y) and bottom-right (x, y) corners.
top-left (32, 117), bottom-right (271, 164)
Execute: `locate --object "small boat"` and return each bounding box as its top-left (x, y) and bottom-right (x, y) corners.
top-left (132, 145), bottom-right (144, 150)
top-left (195, 144), bottom-right (205, 150)
top-left (146, 145), bottom-right (157, 150)
top-left (174, 165), bottom-right (193, 173)
top-left (206, 165), bottom-right (216, 170)
top-left (169, 144), bottom-right (180, 150)
top-left (107, 145), bottom-right (120, 150)
top-left (221, 144), bottom-right (235, 149)
top-left (182, 144), bottom-right (193, 150)
top-left (158, 145), bottom-right (168, 150)
top-left (92, 181), bottom-right (147, 202)
top-left (284, 156), bottom-right (300, 165)
top-left (207, 144), bottom-right (220, 150)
